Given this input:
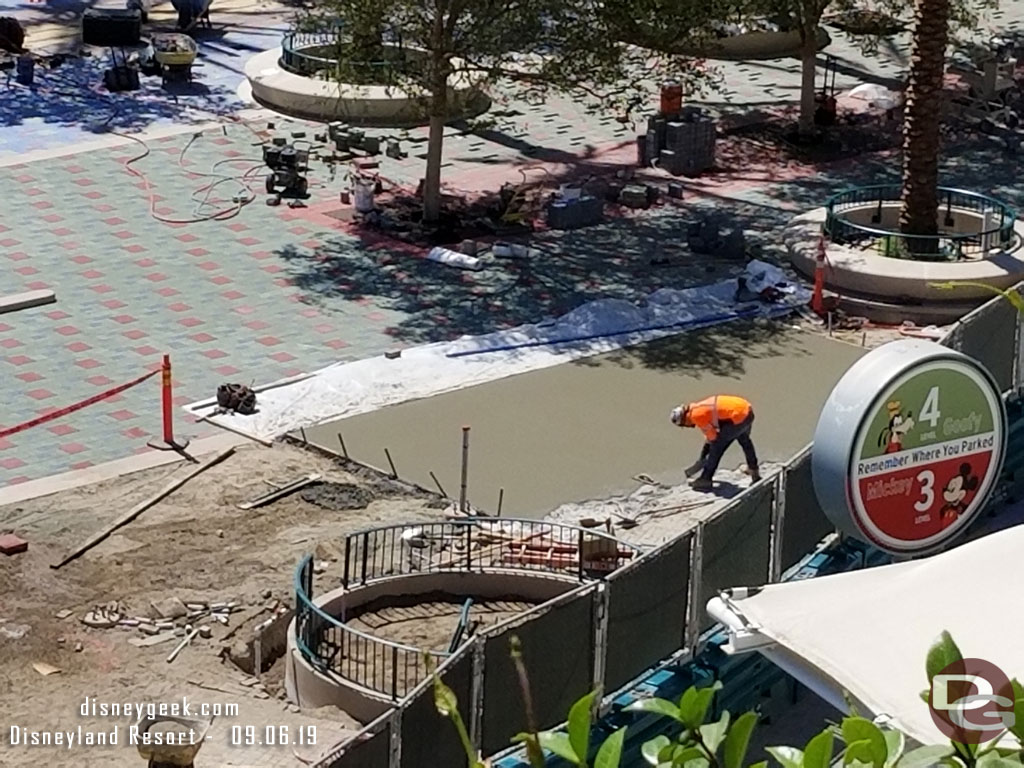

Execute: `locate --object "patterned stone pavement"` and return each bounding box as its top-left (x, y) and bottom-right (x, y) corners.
top-left (3, 2), bottom-right (1024, 485)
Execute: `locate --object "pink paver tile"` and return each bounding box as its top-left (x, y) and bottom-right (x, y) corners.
top-left (0, 457), bottom-right (25, 470)
top-left (74, 358), bottom-right (101, 369)
top-left (26, 281), bottom-right (50, 291)
top-left (123, 329), bottom-right (147, 340)
top-left (73, 178), bottom-right (96, 187)
top-left (189, 332), bottom-right (215, 343)
top-left (221, 290), bottom-right (245, 300)
top-left (214, 365), bottom-right (240, 376)
top-left (59, 442), bottom-right (88, 454)
top-left (250, 251), bottom-right (272, 260)
top-left (65, 164), bottom-right (86, 174)
top-left (244, 320), bottom-right (270, 331)
top-left (202, 349), bottom-right (228, 360)
top-left (325, 339), bottom-right (350, 349)
top-left (238, 237), bottom-right (261, 246)
top-left (157, 287), bottom-right (180, 297)
top-left (314, 323), bottom-right (334, 333)
top-left (71, 255), bottom-right (94, 265)
top-left (261, 264), bottom-right (282, 274)
top-left (14, 266), bottom-right (37, 276)
top-left (232, 306), bottom-right (256, 316)
top-left (197, 261), bottom-right (219, 271)
top-left (209, 275), bottom-right (232, 285)
top-left (66, 341), bottom-right (91, 352)
top-left (122, 426), bottom-right (148, 439)
top-left (27, 388), bottom-right (55, 400)
top-left (5, 354), bottom-right (32, 365)
top-left (270, 351), bottom-right (297, 363)
top-left (86, 375), bottom-right (114, 386)
top-left (48, 424), bottom-right (77, 436)
top-left (176, 233), bottom-right (199, 243)
top-left (90, 284), bottom-right (114, 294)
top-left (45, 310), bottom-right (70, 320)
top-left (366, 312), bottom-right (386, 322)
top-left (5, 251), bottom-right (28, 261)
top-left (51, 227), bottom-right (74, 236)
top-left (70, 461), bottom-right (94, 470)
top-left (15, 371), bottom-right (44, 383)
top-left (178, 317), bottom-right (203, 328)
top-left (228, 222), bottom-right (248, 232)
top-left (112, 314), bottom-right (136, 325)
top-left (300, 308), bottom-right (320, 318)
top-left (0, 338), bottom-right (22, 349)
top-left (0, 322), bottom-right (11, 332)
top-left (108, 409), bottom-right (137, 421)
top-left (31, 201), bottom-right (53, 210)
top-left (103, 217), bottom-right (127, 226)
top-left (123, 244), bottom-right (147, 254)
top-left (0, 238), bottom-right (20, 247)
top-left (41, 214), bottom-right (63, 223)
top-left (6, 476), bottom-right (30, 485)
top-left (134, 258), bottom-right (157, 268)
top-left (145, 272), bottom-right (169, 282)
top-left (168, 302), bottom-right (191, 312)
top-left (112, 230), bottom-right (135, 240)
top-left (133, 345), bottom-right (160, 356)
top-left (102, 299), bottom-right (127, 310)
top-left (187, 247), bottom-right (209, 257)
top-left (81, 269), bottom-right (104, 279)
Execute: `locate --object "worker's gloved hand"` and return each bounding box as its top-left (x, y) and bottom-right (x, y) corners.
top-left (684, 459), bottom-right (704, 478)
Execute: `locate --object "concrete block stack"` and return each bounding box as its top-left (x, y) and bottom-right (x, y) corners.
top-left (639, 106), bottom-right (716, 177)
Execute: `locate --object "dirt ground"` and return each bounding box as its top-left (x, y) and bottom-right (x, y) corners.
top-left (0, 440), bottom-right (451, 767)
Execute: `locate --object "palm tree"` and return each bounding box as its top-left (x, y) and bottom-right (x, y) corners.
top-left (899, 0), bottom-right (951, 255)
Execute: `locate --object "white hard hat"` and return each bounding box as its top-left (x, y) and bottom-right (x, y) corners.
top-left (670, 406), bottom-right (684, 426)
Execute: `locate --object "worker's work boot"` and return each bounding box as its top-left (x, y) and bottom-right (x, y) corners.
top-left (689, 477), bottom-right (714, 492)
top-left (744, 465), bottom-right (762, 483)
top-left (684, 460), bottom-right (704, 478)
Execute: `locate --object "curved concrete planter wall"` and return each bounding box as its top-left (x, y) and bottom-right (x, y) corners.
top-left (678, 26), bottom-right (830, 60)
top-left (285, 570), bottom-right (578, 722)
top-left (244, 48), bottom-right (489, 127)
top-left (785, 207), bottom-right (1024, 322)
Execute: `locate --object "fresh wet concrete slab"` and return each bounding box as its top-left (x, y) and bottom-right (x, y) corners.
top-left (306, 321), bottom-right (866, 519)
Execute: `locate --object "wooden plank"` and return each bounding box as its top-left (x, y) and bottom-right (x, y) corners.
top-left (50, 447), bottom-right (236, 569)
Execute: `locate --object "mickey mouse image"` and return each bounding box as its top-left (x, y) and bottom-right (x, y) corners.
top-left (878, 400), bottom-right (915, 454)
top-left (939, 463), bottom-right (980, 524)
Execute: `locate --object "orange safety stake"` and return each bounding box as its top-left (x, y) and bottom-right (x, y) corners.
top-left (148, 354), bottom-right (190, 453)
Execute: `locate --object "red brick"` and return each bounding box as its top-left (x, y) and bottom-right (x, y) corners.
top-left (0, 533), bottom-right (28, 555)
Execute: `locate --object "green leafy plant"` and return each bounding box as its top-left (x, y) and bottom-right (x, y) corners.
top-left (434, 632), bottom-right (1024, 768)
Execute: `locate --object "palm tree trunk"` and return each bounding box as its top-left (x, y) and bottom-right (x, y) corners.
top-left (899, 0), bottom-right (951, 254)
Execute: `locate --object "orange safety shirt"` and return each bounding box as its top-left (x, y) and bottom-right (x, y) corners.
top-left (685, 395), bottom-right (752, 441)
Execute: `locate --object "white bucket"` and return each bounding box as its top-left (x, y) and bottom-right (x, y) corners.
top-left (427, 247), bottom-right (483, 271)
top-left (353, 181), bottom-right (375, 213)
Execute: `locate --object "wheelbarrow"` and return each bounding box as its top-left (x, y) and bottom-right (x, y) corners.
top-left (133, 714), bottom-right (214, 767)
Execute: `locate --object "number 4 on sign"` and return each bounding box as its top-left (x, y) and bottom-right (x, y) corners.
top-left (921, 387), bottom-right (941, 428)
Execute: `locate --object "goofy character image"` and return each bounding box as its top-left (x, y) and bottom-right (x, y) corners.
top-left (878, 400), bottom-right (915, 454)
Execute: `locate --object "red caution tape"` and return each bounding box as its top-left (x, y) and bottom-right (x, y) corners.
top-left (0, 368), bottom-right (161, 440)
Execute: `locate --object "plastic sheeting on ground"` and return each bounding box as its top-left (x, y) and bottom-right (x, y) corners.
top-left (183, 263), bottom-right (811, 444)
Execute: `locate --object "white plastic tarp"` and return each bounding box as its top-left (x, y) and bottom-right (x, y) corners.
top-left (714, 526), bottom-right (1024, 745)
top-left (184, 263), bottom-right (810, 443)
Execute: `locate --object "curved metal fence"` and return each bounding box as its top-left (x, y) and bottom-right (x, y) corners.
top-left (296, 520), bottom-right (641, 699)
top-left (824, 185), bottom-right (1017, 260)
top-left (280, 29), bottom-right (407, 82)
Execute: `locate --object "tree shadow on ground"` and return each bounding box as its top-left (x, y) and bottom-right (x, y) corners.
top-left (572, 317), bottom-right (799, 379)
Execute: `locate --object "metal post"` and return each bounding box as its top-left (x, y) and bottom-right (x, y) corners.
top-left (385, 448), bottom-right (398, 478)
top-left (470, 637), bottom-right (486, 753)
top-left (459, 426), bottom-right (471, 513)
top-left (769, 469), bottom-right (787, 583)
top-left (497, 488), bottom-right (504, 517)
top-left (592, 583), bottom-right (609, 714)
top-left (391, 645), bottom-right (399, 700)
top-left (465, 523), bottom-right (473, 570)
top-left (360, 532), bottom-right (369, 585)
top-left (388, 707), bottom-right (403, 768)
top-left (337, 432), bottom-right (348, 459)
top-left (1015, 305), bottom-right (1024, 394)
top-left (343, 537), bottom-right (351, 589)
top-left (577, 528), bottom-right (585, 581)
top-left (254, 635), bottom-right (263, 682)
top-left (684, 525), bottom-right (705, 654)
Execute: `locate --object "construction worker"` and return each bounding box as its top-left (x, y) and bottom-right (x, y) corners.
top-left (670, 395), bottom-right (760, 491)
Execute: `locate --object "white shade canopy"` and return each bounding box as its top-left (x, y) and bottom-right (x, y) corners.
top-left (708, 526), bottom-right (1024, 745)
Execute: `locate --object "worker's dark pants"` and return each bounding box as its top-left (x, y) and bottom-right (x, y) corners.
top-left (699, 412), bottom-right (758, 481)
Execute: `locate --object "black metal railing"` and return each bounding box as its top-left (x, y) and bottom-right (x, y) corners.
top-left (295, 520), bottom-right (641, 699)
top-left (340, 519), bottom-right (641, 588)
top-left (279, 29), bottom-right (407, 83)
top-left (824, 185), bottom-right (1017, 260)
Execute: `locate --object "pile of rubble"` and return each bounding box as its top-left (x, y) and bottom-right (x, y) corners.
top-left (79, 596), bottom-right (242, 652)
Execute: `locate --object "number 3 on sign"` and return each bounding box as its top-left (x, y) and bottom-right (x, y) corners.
top-left (915, 469), bottom-right (935, 512)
